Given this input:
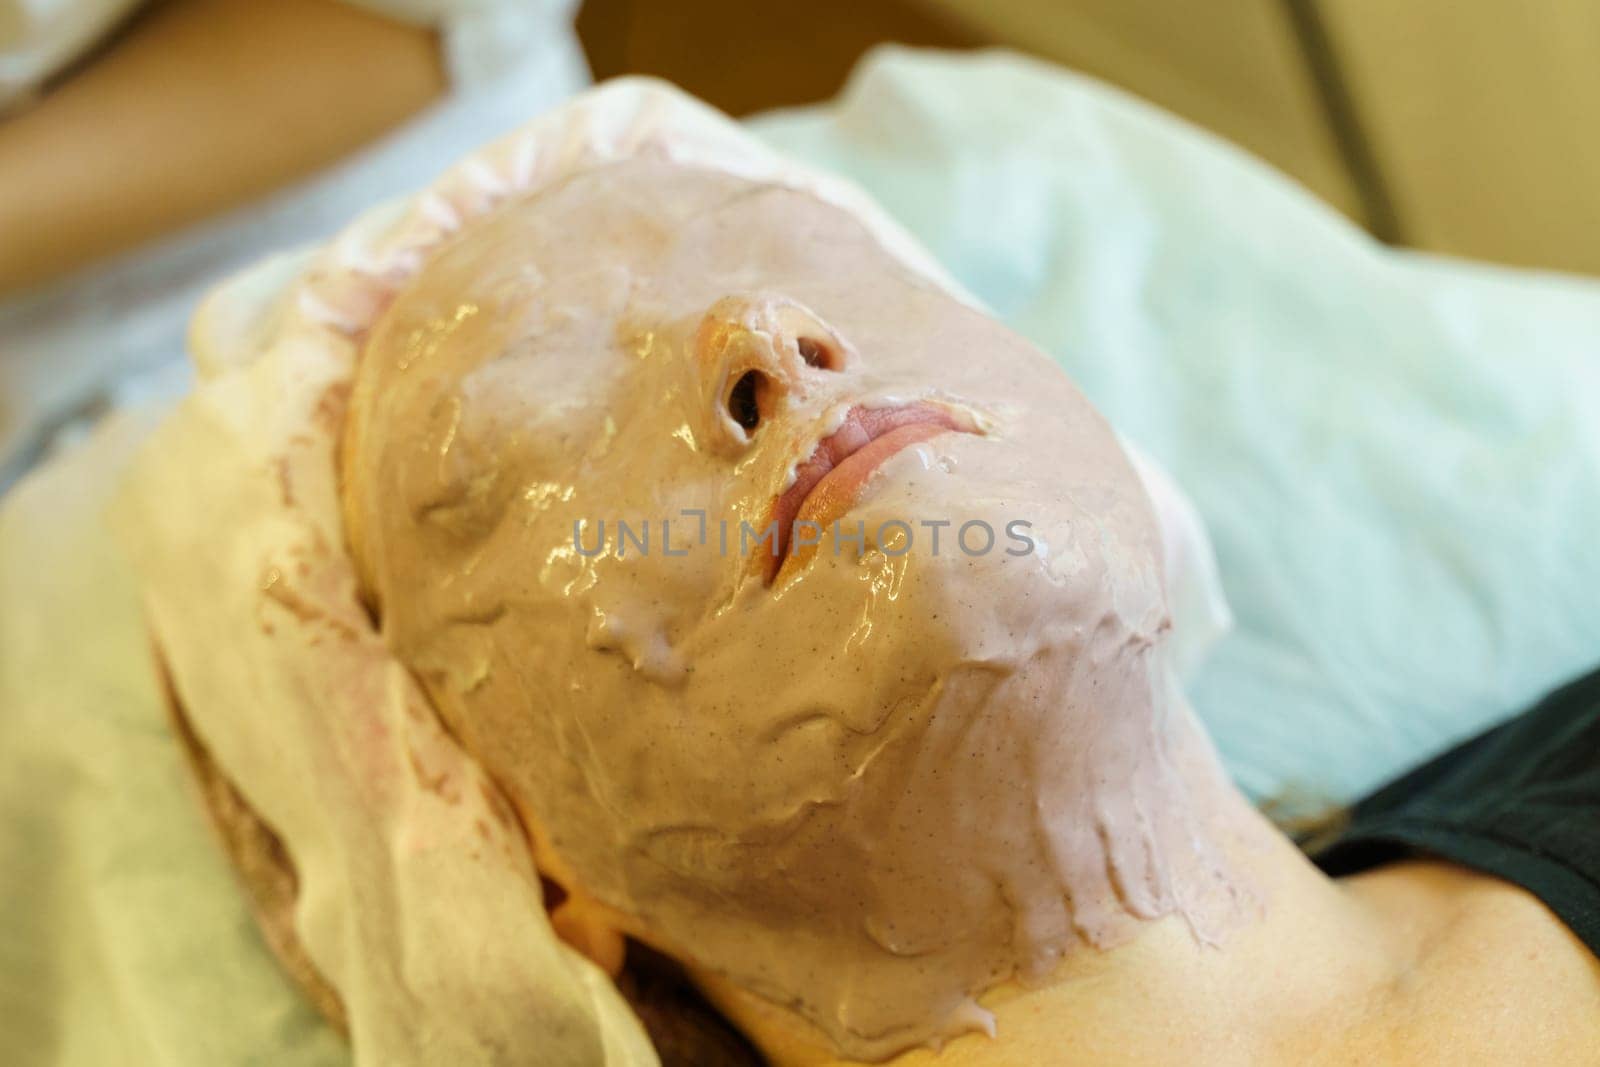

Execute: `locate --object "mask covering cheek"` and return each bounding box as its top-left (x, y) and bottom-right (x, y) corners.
top-left (533, 492), bottom-right (1255, 1062)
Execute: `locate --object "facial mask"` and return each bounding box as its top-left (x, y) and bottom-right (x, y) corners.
top-left (345, 158), bottom-right (1259, 1058)
top-left (121, 79), bottom-right (1254, 1065)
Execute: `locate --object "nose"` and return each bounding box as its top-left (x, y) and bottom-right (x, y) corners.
top-left (692, 296), bottom-right (848, 451)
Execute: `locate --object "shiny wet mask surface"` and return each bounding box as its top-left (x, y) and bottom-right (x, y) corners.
top-left (342, 159), bottom-right (1254, 1060)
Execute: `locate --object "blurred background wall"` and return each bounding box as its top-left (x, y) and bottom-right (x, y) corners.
top-left (576, 0), bottom-right (1600, 277)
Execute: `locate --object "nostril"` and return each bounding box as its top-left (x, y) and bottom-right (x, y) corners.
top-left (727, 369), bottom-right (767, 433)
top-left (797, 336), bottom-right (838, 371)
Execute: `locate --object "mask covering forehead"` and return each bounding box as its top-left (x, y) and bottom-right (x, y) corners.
top-left (345, 156), bottom-right (1260, 1060)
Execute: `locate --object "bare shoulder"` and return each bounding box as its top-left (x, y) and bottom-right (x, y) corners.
top-left (1355, 859), bottom-right (1600, 1065)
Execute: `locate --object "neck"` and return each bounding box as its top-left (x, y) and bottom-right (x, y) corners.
top-left (715, 798), bottom-right (1600, 1065)
top-left (850, 812), bottom-right (1394, 1067)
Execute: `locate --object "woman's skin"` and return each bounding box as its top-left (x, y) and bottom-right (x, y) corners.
top-left (710, 841), bottom-right (1600, 1065)
top-left (345, 157), bottom-right (1263, 1058)
top-left (0, 0), bottom-right (443, 295)
top-left (336, 157), bottom-right (1600, 1063)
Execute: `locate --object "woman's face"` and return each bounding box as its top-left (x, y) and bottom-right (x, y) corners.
top-left (344, 159), bottom-right (1221, 1058)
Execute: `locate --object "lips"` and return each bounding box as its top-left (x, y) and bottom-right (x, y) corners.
top-left (764, 403), bottom-right (973, 583)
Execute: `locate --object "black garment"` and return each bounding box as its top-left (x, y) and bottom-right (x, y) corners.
top-left (1313, 665), bottom-right (1600, 958)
